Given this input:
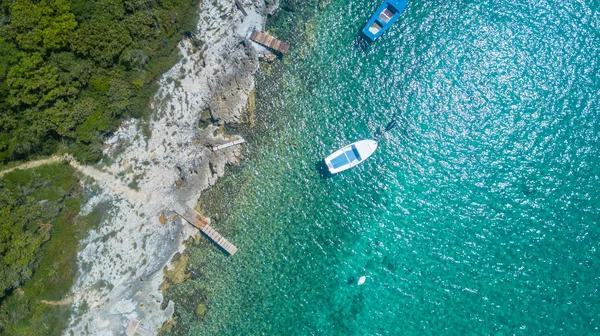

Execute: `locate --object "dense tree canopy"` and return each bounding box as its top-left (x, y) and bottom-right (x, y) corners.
top-left (0, 164), bottom-right (78, 300)
top-left (0, 187), bottom-right (50, 299)
top-left (0, 0), bottom-right (199, 164)
top-left (0, 163), bottom-right (105, 335)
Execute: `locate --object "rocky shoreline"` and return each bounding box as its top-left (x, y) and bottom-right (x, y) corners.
top-left (67, 1), bottom-right (280, 334)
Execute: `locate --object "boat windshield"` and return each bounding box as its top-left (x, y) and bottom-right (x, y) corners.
top-left (369, 22), bottom-right (383, 34)
top-left (349, 145), bottom-right (362, 161)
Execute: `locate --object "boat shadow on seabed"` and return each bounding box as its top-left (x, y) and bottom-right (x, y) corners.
top-left (316, 161), bottom-right (334, 179)
top-left (353, 34), bottom-right (372, 51)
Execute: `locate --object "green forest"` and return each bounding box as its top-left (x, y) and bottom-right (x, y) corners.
top-left (0, 164), bottom-right (73, 335)
top-left (0, 0), bottom-right (199, 165)
top-left (0, 163), bottom-right (104, 335)
top-left (0, 0), bottom-right (200, 333)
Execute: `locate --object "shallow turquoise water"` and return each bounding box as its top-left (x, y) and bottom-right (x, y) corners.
top-left (169, 0), bottom-right (600, 334)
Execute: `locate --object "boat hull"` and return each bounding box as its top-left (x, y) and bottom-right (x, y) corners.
top-left (325, 140), bottom-right (378, 174)
top-left (361, 0), bottom-right (408, 41)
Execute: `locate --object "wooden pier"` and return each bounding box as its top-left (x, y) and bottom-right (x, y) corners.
top-left (177, 208), bottom-right (238, 255)
top-left (250, 30), bottom-right (290, 54)
top-left (126, 319), bottom-right (153, 336)
top-left (213, 139), bottom-right (245, 152)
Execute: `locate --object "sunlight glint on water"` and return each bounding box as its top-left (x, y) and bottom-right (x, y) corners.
top-left (169, 0), bottom-right (600, 334)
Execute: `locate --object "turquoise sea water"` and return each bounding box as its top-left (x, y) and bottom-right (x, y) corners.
top-left (167, 0), bottom-right (600, 334)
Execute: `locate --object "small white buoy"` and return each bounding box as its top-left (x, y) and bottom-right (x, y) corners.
top-left (357, 276), bottom-right (366, 285)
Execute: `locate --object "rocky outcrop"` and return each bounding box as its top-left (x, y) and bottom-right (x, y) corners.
top-left (209, 43), bottom-right (259, 123)
top-left (66, 0), bottom-right (276, 335)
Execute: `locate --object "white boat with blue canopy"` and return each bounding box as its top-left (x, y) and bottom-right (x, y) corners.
top-left (325, 140), bottom-right (378, 174)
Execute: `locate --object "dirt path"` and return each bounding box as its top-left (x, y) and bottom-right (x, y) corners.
top-left (0, 155), bottom-right (66, 178)
top-left (40, 297), bottom-right (74, 306)
top-left (0, 154), bottom-right (149, 204)
top-left (68, 159), bottom-right (150, 203)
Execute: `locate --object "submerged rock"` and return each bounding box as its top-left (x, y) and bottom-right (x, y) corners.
top-left (196, 303), bottom-right (207, 319)
top-left (161, 253), bottom-right (191, 293)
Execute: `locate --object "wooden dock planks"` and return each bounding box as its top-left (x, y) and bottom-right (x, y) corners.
top-left (178, 208), bottom-right (238, 255)
top-left (212, 139), bottom-right (245, 152)
top-left (250, 30), bottom-right (290, 54)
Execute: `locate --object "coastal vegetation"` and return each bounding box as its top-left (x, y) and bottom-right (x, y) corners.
top-left (0, 163), bottom-right (104, 335)
top-left (0, 0), bottom-right (199, 165)
top-left (0, 0), bottom-right (200, 334)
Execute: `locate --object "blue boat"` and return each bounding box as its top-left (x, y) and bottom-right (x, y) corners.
top-left (361, 0), bottom-right (408, 41)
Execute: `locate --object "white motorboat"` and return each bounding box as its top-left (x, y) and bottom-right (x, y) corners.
top-left (324, 140), bottom-right (378, 174)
